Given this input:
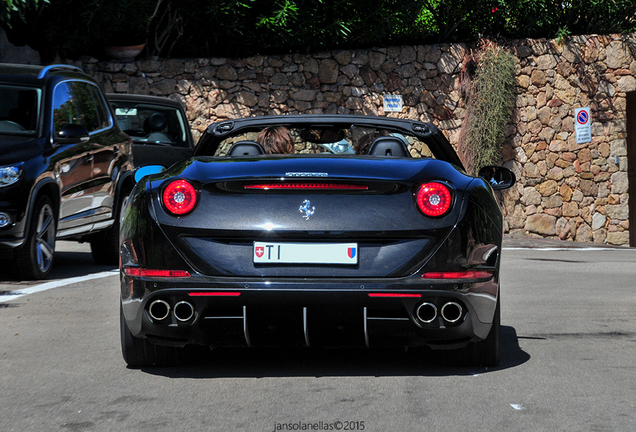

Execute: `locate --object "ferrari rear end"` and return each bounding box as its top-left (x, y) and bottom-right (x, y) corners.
top-left (120, 152), bottom-right (506, 367)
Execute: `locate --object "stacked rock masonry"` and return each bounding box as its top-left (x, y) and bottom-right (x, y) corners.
top-left (75, 33), bottom-right (636, 246)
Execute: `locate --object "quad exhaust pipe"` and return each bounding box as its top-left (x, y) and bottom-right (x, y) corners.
top-left (441, 302), bottom-right (463, 323)
top-left (174, 301), bottom-right (195, 322)
top-left (148, 299), bottom-right (195, 322)
top-left (416, 301), bottom-right (464, 324)
top-left (148, 299), bottom-right (171, 321)
top-left (416, 302), bottom-right (438, 323)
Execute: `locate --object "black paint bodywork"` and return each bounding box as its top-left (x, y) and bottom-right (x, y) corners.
top-left (0, 64), bottom-right (133, 263)
top-left (120, 115), bottom-right (510, 359)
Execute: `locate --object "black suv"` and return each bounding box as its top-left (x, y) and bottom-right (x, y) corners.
top-left (0, 64), bottom-right (134, 279)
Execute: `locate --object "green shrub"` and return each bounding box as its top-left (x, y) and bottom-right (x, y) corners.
top-left (1, 0), bottom-right (46, 29)
top-left (5, 0), bottom-right (636, 60)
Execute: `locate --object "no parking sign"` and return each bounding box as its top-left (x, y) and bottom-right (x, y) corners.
top-left (574, 107), bottom-right (591, 144)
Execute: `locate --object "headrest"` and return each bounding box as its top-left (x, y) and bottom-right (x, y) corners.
top-left (228, 140), bottom-right (266, 156)
top-left (144, 112), bottom-right (168, 132)
top-left (368, 136), bottom-right (410, 157)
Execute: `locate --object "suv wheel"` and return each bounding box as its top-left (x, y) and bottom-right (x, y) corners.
top-left (90, 190), bottom-right (130, 265)
top-left (16, 196), bottom-right (56, 280)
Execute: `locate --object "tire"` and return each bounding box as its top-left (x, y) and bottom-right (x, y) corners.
top-left (467, 295), bottom-right (501, 367)
top-left (15, 196), bottom-right (56, 280)
top-left (91, 190), bottom-right (130, 265)
top-left (120, 304), bottom-right (148, 368)
top-left (120, 304), bottom-right (183, 368)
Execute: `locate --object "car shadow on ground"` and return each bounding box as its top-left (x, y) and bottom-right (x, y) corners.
top-left (141, 325), bottom-right (529, 378)
top-left (0, 244), bottom-right (115, 307)
top-left (0, 244), bottom-right (115, 284)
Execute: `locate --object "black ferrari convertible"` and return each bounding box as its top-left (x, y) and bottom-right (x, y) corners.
top-left (119, 115), bottom-right (515, 367)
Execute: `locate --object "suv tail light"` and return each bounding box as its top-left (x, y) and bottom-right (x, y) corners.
top-left (163, 179), bottom-right (198, 215)
top-left (415, 182), bottom-right (452, 217)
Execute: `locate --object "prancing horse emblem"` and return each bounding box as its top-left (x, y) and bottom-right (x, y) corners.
top-left (299, 200), bottom-right (315, 220)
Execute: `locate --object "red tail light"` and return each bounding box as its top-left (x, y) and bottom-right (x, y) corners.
top-left (421, 271), bottom-right (493, 280)
top-left (124, 267), bottom-right (191, 278)
top-left (163, 179), bottom-right (197, 215)
top-left (415, 182), bottom-right (452, 217)
top-left (368, 293), bottom-right (422, 298)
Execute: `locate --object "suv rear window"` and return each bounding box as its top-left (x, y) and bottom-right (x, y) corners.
top-left (0, 85), bottom-right (41, 135)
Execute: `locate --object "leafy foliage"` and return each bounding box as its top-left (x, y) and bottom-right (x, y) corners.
top-left (460, 40), bottom-right (517, 173)
top-left (1, 0), bottom-right (46, 29)
top-left (3, 0), bottom-right (636, 59)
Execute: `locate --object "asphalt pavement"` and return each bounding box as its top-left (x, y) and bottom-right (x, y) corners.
top-left (1, 235), bottom-right (635, 431)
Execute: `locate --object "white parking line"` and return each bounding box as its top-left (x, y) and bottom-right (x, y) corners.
top-left (0, 270), bottom-right (118, 303)
top-left (504, 247), bottom-right (633, 251)
top-left (1, 244), bottom-right (633, 303)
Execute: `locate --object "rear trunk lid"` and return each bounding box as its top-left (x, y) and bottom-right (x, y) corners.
top-left (149, 156), bottom-right (470, 278)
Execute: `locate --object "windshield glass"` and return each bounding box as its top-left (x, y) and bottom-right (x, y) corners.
top-left (214, 126), bottom-right (435, 158)
top-left (0, 85), bottom-right (41, 135)
top-left (111, 101), bottom-right (190, 147)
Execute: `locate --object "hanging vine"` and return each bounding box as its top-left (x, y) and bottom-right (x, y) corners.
top-left (459, 40), bottom-right (517, 174)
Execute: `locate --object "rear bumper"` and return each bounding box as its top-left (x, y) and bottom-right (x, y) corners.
top-left (121, 274), bottom-right (498, 350)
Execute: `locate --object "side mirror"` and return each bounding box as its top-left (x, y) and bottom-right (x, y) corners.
top-left (478, 165), bottom-right (516, 190)
top-left (134, 165), bottom-right (165, 183)
top-left (56, 124), bottom-right (90, 144)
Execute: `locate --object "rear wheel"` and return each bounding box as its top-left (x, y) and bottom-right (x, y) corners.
top-left (15, 196), bottom-right (56, 280)
top-left (467, 295), bottom-right (501, 367)
top-left (120, 305), bottom-right (148, 367)
top-left (120, 305), bottom-right (183, 367)
top-left (91, 190), bottom-right (130, 265)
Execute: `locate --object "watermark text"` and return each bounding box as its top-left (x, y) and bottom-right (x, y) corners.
top-left (272, 420), bottom-right (365, 431)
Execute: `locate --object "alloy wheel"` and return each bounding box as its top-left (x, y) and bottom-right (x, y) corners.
top-left (35, 202), bottom-right (55, 275)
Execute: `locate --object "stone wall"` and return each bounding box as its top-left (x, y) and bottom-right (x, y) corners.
top-left (505, 34), bottom-right (635, 246)
top-left (74, 32), bottom-right (636, 245)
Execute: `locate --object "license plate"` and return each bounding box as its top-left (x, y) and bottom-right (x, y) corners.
top-left (253, 242), bottom-right (358, 265)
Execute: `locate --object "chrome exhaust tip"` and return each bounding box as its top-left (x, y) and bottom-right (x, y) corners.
top-left (174, 301), bottom-right (195, 322)
top-left (148, 299), bottom-right (171, 321)
top-left (416, 302), bottom-right (438, 324)
top-left (441, 302), bottom-right (463, 323)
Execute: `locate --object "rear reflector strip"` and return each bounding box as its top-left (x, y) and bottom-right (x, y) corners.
top-left (368, 293), bottom-right (422, 298)
top-left (188, 292), bottom-right (241, 297)
top-left (124, 268), bottom-right (191, 278)
top-left (421, 271), bottom-right (493, 279)
top-left (245, 183), bottom-right (368, 190)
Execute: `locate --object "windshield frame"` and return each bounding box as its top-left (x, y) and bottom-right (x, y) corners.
top-left (0, 84), bottom-right (43, 137)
